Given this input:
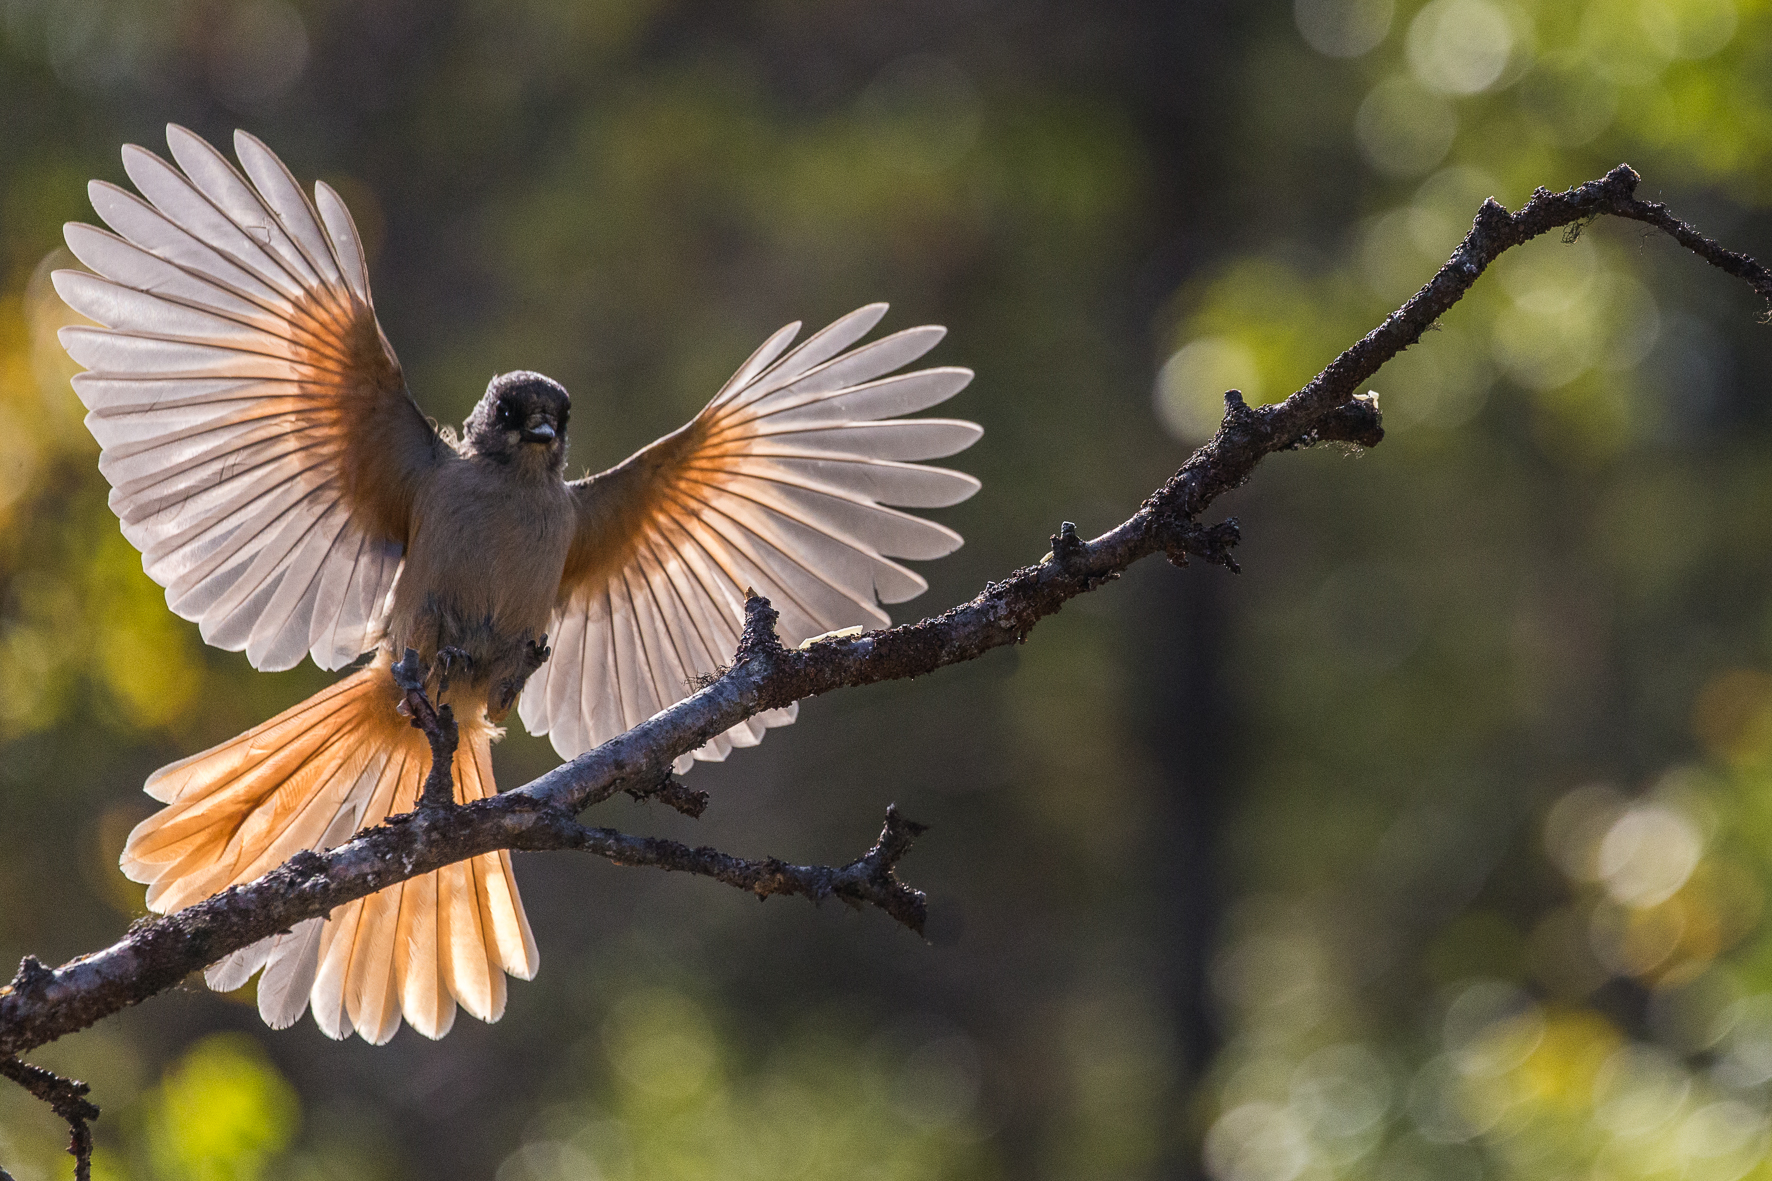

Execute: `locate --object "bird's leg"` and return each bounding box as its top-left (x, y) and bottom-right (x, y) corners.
top-left (494, 634), bottom-right (552, 716)
top-left (391, 648), bottom-right (460, 811)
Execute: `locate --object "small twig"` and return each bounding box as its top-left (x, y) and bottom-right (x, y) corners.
top-left (1163, 517), bottom-right (1242, 573)
top-left (1049, 521), bottom-right (1087, 575)
top-left (626, 772), bottom-right (710, 818)
top-left (0, 1057), bottom-right (98, 1181)
top-left (392, 648), bottom-right (460, 811)
top-left (734, 590), bottom-right (786, 666)
top-left (559, 804), bottom-right (929, 932)
top-left (1294, 390), bottom-right (1384, 449)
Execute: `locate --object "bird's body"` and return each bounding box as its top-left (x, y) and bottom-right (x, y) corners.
top-left (387, 378), bottom-right (577, 712)
top-left (57, 127), bottom-right (981, 1044)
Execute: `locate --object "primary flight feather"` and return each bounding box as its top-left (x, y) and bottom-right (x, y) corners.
top-left (57, 126), bottom-right (981, 1044)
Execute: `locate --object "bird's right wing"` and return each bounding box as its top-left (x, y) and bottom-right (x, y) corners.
top-left (519, 304), bottom-right (982, 769)
top-left (54, 125), bottom-right (445, 672)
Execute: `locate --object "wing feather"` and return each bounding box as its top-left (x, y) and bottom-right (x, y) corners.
top-left (60, 125), bottom-right (443, 671)
top-left (520, 306), bottom-right (979, 763)
top-left (87, 180), bottom-right (296, 312)
top-left (63, 223), bottom-right (284, 329)
top-left (230, 130), bottom-right (348, 291)
top-left (124, 142), bottom-right (312, 298)
top-left (314, 182), bottom-right (371, 302)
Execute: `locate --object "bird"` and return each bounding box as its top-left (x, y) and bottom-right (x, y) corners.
top-left (54, 126), bottom-right (981, 1045)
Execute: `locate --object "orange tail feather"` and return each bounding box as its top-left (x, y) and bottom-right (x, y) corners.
top-left (123, 659), bottom-right (538, 1043)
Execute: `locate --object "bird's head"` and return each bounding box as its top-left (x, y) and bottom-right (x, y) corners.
top-left (465, 371), bottom-right (571, 473)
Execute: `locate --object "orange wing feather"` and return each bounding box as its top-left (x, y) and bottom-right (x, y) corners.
top-left (520, 304), bottom-right (982, 768)
top-left (56, 125), bottom-right (445, 672)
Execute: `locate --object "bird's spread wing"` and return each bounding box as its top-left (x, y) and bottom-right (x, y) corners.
top-left (55, 125), bottom-right (443, 672)
top-left (519, 303), bottom-right (981, 770)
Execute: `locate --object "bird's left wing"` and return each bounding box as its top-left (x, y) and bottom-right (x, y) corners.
top-left (519, 304), bottom-right (981, 770)
top-left (55, 126), bottom-right (445, 671)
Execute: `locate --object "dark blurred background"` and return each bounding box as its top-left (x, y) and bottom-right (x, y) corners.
top-left (7, 1), bottom-right (1772, 1178)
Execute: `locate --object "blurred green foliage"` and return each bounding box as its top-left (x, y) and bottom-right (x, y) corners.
top-left (1175, 2), bottom-right (1772, 1180)
top-left (501, 990), bottom-right (998, 1181)
top-left (140, 1035), bottom-right (299, 1181)
top-left (9, 0), bottom-right (1772, 1179)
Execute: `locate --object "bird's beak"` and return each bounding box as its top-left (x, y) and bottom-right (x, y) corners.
top-left (523, 421), bottom-right (557, 444)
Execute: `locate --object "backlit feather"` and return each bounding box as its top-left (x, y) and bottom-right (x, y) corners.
top-left (58, 125), bottom-right (439, 672)
top-left (521, 306), bottom-right (979, 767)
top-left (122, 661), bottom-right (535, 1044)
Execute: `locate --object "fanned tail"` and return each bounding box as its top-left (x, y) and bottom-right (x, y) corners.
top-left (122, 658), bottom-right (538, 1044)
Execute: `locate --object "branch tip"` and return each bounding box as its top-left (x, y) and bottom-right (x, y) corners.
top-left (1603, 162), bottom-right (1641, 195)
top-left (6, 957), bottom-right (52, 1001)
top-left (1049, 521), bottom-right (1087, 575)
top-left (735, 591), bottom-right (785, 665)
top-left (1220, 388), bottom-right (1254, 425)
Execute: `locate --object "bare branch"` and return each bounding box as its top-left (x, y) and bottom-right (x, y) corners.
top-left (561, 804), bottom-right (929, 931)
top-left (0, 1054), bottom-right (98, 1181)
top-left (1, 164), bottom-right (1764, 1066)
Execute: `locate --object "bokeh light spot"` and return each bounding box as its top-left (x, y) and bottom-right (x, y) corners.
top-left (1290, 1043), bottom-right (1391, 1139)
top-left (1356, 78), bottom-right (1457, 176)
top-left (145, 1034), bottom-right (299, 1181)
top-left (1544, 783), bottom-right (1628, 882)
top-left (1406, 0), bottom-right (1517, 95)
top-left (1204, 1102), bottom-right (1312, 1181)
top-left (603, 991), bottom-right (719, 1102)
top-left (1154, 336), bottom-right (1263, 441)
top-left (1598, 803), bottom-right (1703, 908)
top-left (1295, 0), bottom-right (1396, 57)
top-left (1638, 0), bottom-right (1738, 60)
top-left (1444, 980), bottom-right (1545, 1078)
top-left (1592, 1044), bottom-right (1690, 1138)
top-left (207, 0), bottom-right (309, 110)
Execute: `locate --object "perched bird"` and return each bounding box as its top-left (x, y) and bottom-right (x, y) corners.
top-left (55, 127), bottom-right (981, 1044)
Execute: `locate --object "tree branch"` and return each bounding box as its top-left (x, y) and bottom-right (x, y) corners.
top-left (0, 1054), bottom-right (98, 1181)
top-left (562, 804), bottom-right (929, 929)
top-left (1, 164), bottom-right (1763, 1067)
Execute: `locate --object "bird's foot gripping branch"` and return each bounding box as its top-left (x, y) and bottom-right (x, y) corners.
top-left (7, 164), bottom-right (1772, 1181)
top-left (392, 648), bottom-right (463, 813)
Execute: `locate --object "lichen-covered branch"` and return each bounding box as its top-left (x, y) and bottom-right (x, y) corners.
top-left (0, 163), bottom-right (1763, 1073)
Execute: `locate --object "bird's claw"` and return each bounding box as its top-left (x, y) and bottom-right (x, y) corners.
top-left (495, 635), bottom-right (553, 715)
top-left (436, 646), bottom-right (472, 696)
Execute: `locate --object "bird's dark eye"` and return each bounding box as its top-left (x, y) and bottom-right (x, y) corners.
top-left (496, 403), bottom-right (518, 426)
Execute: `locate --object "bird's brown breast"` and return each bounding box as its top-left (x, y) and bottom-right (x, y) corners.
top-left (386, 454), bottom-right (576, 711)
